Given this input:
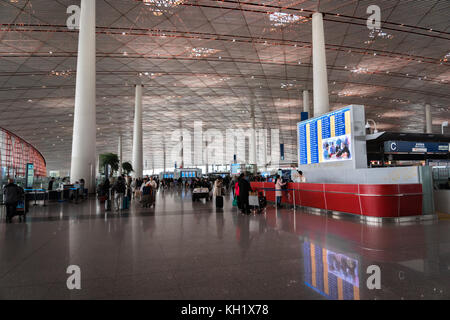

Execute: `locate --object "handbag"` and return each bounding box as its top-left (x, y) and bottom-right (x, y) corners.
top-left (232, 196), bottom-right (238, 207)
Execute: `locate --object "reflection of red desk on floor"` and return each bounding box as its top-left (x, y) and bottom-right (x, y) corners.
top-left (250, 182), bottom-right (422, 218)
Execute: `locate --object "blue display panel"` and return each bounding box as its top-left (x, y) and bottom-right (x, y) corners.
top-left (298, 107), bottom-right (352, 165)
top-left (303, 241), bottom-right (360, 300)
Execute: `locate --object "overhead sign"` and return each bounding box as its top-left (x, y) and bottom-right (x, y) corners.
top-left (230, 163), bottom-right (241, 175)
top-left (384, 141), bottom-right (450, 153)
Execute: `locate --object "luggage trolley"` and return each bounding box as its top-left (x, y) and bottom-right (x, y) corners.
top-left (192, 187), bottom-right (212, 202)
top-left (249, 191), bottom-right (267, 214)
top-left (4, 193), bottom-right (28, 223)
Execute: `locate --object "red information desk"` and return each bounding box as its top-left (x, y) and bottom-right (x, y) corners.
top-left (250, 182), bottom-right (423, 218)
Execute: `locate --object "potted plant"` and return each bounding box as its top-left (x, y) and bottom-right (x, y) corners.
top-left (99, 153), bottom-right (119, 177)
top-left (122, 161), bottom-right (134, 176)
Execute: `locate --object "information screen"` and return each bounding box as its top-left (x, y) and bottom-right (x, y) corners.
top-left (298, 107), bottom-right (352, 165)
top-left (26, 163), bottom-right (34, 188)
top-left (231, 163), bottom-right (241, 175)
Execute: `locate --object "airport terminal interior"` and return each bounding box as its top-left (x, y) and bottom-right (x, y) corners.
top-left (0, 0), bottom-right (449, 301)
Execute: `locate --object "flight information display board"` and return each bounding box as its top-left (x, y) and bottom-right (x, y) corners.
top-left (298, 107), bottom-right (352, 165)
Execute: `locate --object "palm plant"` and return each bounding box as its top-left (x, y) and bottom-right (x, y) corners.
top-left (99, 153), bottom-right (119, 177)
top-left (122, 161), bottom-right (134, 176)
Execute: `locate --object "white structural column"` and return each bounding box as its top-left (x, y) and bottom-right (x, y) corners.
top-left (132, 85), bottom-right (143, 178)
top-left (303, 90), bottom-right (310, 117)
top-left (425, 104), bottom-right (432, 133)
top-left (312, 12), bottom-right (330, 117)
top-left (118, 134), bottom-right (122, 175)
top-left (250, 104), bottom-right (257, 164)
top-left (205, 141), bottom-right (209, 174)
top-left (70, 0), bottom-right (96, 192)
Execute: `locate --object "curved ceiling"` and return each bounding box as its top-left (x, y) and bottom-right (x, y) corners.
top-left (0, 0), bottom-right (449, 172)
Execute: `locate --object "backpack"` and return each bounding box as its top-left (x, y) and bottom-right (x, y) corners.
top-left (142, 186), bottom-right (151, 195)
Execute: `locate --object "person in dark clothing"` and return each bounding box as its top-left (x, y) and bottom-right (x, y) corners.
top-left (3, 179), bottom-right (24, 223)
top-left (48, 177), bottom-right (55, 191)
top-left (103, 178), bottom-right (111, 198)
top-left (238, 173), bottom-right (252, 214)
top-left (112, 176), bottom-right (126, 211)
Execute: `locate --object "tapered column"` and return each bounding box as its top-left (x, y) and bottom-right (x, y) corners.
top-left (132, 85), bottom-right (143, 178)
top-left (70, 0), bottom-right (96, 192)
top-left (163, 139), bottom-right (166, 174)
top-left (312, 12), bottom-right (330, 117)
top-left (263, 129), bottom-right (268, 170)
top-left (425, 104), bottom-right (432, 133)
top-left (205, 141), bottom-right (209, 174)
top-left (118, 134), bottom-right (122, 175)
top-left (250, 104), bottom-right (257, 164)
top-left (303, 90), bottom-right (310, 117)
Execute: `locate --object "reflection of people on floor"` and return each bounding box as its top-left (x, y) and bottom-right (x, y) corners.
top-left (236, 214), bottom-right (251, 255)
top-left (216, 212), bottom-right (224, 239)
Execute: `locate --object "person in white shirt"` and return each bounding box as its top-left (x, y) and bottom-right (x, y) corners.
top-left (298, 170), bottom-right (306, 182)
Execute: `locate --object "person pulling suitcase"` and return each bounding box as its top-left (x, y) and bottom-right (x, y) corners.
top-left (3, 178), bottom-right (24, 223)
top-left (214, 177), bottom-right (224, 208)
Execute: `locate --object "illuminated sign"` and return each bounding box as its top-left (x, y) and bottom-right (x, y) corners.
top-left (298, 107), bottom-right (352, 165)
top-left (384, 141), bottom-right (449, 153)
top-left (26, 163), bottom-right (34, 188)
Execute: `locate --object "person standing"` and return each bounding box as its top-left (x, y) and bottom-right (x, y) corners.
top-left (48, 177), bottom-right (55, 191)
top-left (298, 171), bottom-right (306, 183)
top-left (112, 176), bottom-right (126, 211)
top-left (130, 178), bottom-right (136, 199)
top-left (238, 173), bottom-right (252, 214)
top-left (275, 175), bottom-right (286, 208)
top-left (3, 179), bottom-right (24, 223)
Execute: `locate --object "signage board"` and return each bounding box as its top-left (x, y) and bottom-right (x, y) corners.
top-left (231, 163), bottom-right (241, 175)
top-left (26, 163), bottom-right (34, 189)
top-left (298, 107), bottom-right (353, 165)
top-left (384, 141), bottom-right (450, 153)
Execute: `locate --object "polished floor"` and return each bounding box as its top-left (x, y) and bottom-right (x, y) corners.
top-left (0, 188), bottom-right (449, 300)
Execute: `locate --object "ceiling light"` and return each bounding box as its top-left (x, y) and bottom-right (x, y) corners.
top-left (189, 47), bottom-right (219, 57)
top-left (369, 29), bottom-right (393, 40)
top-left (351, 67), bottom-right (369, 74)
top-left (141, 0), bottom-right (184, 8)
top-left (269, 12), bottom-right (307, 27)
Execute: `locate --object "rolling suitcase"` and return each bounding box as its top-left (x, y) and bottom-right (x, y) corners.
top-left (216, 195), bottom-right (223, 208)
top-left (6, 200), bottom-right (27, 222)
top-left (105, 199), bottom-right (111, 211)
top-left (122, 196), bottom-right (129, 210)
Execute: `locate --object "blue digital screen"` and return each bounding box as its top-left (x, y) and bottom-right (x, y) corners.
top-left (298, 107), bottom-right (352, 165)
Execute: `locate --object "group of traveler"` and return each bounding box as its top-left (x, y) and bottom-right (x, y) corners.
top-left (101, 175), bottom-right (159, 211)
top-left (233, 173), bottom-right (253, 214)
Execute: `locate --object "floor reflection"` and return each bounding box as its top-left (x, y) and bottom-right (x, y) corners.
top-left (0, 189), bottom-right (448, 300)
